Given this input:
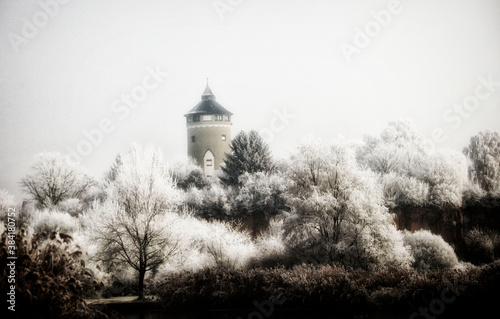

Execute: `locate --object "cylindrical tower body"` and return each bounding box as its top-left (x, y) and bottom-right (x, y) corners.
top-left (184, 84), bottom-right (232, 177)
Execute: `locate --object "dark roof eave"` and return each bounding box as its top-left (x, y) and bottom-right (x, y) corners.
top-left (184, 111), bottom-right (233, 117)
top-left (184, 99), bottom-right (233, 116)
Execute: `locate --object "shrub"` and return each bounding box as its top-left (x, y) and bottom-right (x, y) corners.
top-left (100, 270), bottom-right (138, 298)
top-left (28, 209), bottom-right (79, 240)
top-left (154, 213), bottom-right (256, 275)
top-left (71, 230), bottom-right (112, 297)
top-left (250, 217), bottom-right (289, 268)
top-left (464, 228), bottom-right (495, 265)
top-left (184, 183), bottom-right (231, 220)
top-left (403, 230), bottom-right (460, 271)
top-left (56, 198), bottom-right (83, 217)
top-left (0, 228), bottom-right (107, 318)
top-left (170, 158), bottom-right (209, 191)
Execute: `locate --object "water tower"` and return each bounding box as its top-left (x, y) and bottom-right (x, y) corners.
top-left (184, 82), bottom-right (232, 177)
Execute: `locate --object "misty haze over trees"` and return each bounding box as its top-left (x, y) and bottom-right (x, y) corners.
top-left (1, 121), bottom-right (500, 318)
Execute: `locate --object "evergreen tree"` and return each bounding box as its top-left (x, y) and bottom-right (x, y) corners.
top-left (220, 130), bottom-right (273, 187)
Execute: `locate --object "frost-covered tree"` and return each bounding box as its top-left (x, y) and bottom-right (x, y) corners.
top-left (220, 130), bottom-right (273, 187)
top-left (424, 150), bottom-right (468, 207)
top-left (233, 172), bottom-right (290, 236)
top-left (463, 130), bottom-right (500, 196)
top-left (105, 154), bottom-right (122, 184)
top-left (358, 120), bottom-right (427, 177)
top-left (381, 172), bottom-right (429, 208)
top-left (170, 157), bottom-right (208, 191)
top-left (359, 121), bottom-right (468, 207)
top-left (234, 172), bottom-right (289, 217)
top-left (285, 137), bottom-right (412, 269)
top-left (380, 120), bottom-right (426, 149)
top-left (0, 189), bottom-right (15, 214)
top-left (20, 153), bottom-right (94, 208)
top-left (85, 144), bottom-right (181, 299)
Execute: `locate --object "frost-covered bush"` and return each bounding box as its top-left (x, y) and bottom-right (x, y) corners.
top-left (81, 184), bottom-right (107, 207)
top-left (464, 228), bottom-right (495, 265)
top-left (403, 230), bottom-right (459, 271)
top-left (170, 157), bottom-right (209, 190)
top-left (184, 182), bottom-right (231, 220)
top-left (203, 220), bottom-right (256, 268)
top-left (56, 198), bottom-right (83, 216)
top-left (156, 213), bottom-right (256, 275)
top-left (0, 228), bottom-right (107, 318)
top-left (250, 217), bottom-right (289, 267)
top-left (462, 181), bottom-right (487, 205)
top-left (28, 209), bottom-right (79, 239)
top-left (71, 229), bottom-right (112, 294)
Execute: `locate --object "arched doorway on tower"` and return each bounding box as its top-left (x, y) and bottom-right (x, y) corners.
top-left (203, 149), bottom-right (215, 177)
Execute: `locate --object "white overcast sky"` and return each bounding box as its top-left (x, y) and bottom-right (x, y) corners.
top-left (1, 0), bottom-right (500, 201)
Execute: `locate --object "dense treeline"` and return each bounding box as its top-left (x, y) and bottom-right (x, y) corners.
top-left (0, 121), bottom-right (499, 317)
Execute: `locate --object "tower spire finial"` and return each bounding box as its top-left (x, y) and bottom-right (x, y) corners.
top-left (202, 79), bottom-right (215, 100)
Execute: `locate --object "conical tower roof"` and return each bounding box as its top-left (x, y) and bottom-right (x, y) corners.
top-left (185, 82), bottom-right (233, 116)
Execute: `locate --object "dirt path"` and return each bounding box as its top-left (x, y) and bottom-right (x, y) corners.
top-left (86, 296), bottom-right (159, 305)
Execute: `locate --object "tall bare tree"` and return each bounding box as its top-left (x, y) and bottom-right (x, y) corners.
top-left (20, 153), bottom-right (94, 208)
top-left (86, 144), bottom-right (181, 299)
